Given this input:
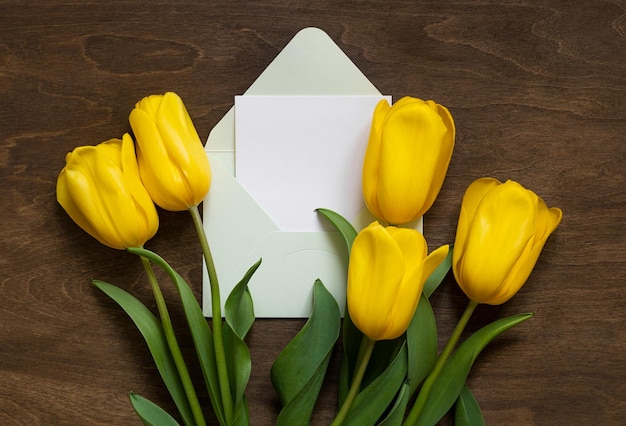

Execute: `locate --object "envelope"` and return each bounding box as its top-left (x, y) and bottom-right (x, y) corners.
top-left (202, 27), bottom-right (422, 317)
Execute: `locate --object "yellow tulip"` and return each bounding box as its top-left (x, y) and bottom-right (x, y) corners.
top-left (56, 134), bottom-right (159, 250)
top-left (347, 222), bottom-right (449, 341)
top-left (362, 96), bottom-right (455, 225)
top-left (129, 92), bottom-right (211, 211)
top-left (452, 178), bottom-right (562, 305)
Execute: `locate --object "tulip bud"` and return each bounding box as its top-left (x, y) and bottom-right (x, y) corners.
top-left (56, 134), bottom-right (159, 250)
top-left (347, 222), bottom-right (449, 341)
top-left (129, 92), bottom-right (211, 211)
top-left (362, 96), bottom-right (455, 225)
top-left (452, 178), bottom-right (562, 305)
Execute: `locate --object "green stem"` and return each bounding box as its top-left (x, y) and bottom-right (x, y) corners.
top-left (403, 299), bottom-right (479, 426)
top-left (189, 205), bottom-right (234, 425)
top-left (140, 256), bottom-right (206, 426)
top-left (331, 336), bottom-right (376, 426)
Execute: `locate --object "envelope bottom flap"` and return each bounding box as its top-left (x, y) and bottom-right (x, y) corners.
top-left (204, 230), bottom-right (348, 318)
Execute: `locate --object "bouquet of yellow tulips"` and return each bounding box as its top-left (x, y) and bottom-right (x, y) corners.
top-left (57, 92), bottom-right (561, 426)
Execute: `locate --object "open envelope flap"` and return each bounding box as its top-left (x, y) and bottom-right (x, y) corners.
top-left (205, 27), bottom-right (383, 173)
top-left (244, 27), bottom-right (381, 96)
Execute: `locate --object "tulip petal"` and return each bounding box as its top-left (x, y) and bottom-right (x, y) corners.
top-left (457, 181), bottom-right (537, 303)
top-left (385, 273), bottom-right (427, 340)
top-left (130, 106), bottom-right (183, 210)
top-left (56, 167), bottom-right (104, 245)
top-left (377, 101), bottom-right (451, 224)
top-left (453, 178), bottom-right (501, 263)
top-left (422, 244), bottom-right (450, 287)
top-left (65, 145), bottom-right (130, 248)
top-left (57, 137), bottom-right (158, 250)
top-left (386, 226), bottom-right (428, 262)
top-left (157, 93), bottom-right (196, 166)
top-left (130, 93), bottom-right (211, 211)
top-left (362, 100), bottom-right (390, 221)
top-left (422, 101), bottom-right (455, 212)
top-left (348, 224), bottom-right (443, 341)
top-left (371, 99), bottom-right (392, 132)
top-left (158, 93), bottom-right (211, 205)
top-left (483, 203), bottom-right (562, 305)
top-left (385, 244), bottom-right (450, 341)
top-left (347, 222), bottom-right (405, 341)
top-left (384, 228), bottom-right (427, 332)
top-left (362, 97), bottom-right (455, 225)
top-left (120, 134), bottom-right (159, 243)
top-left (101, 139), bottom-right (157, 248)
top-left (452, 177), bottom-right (561, 305)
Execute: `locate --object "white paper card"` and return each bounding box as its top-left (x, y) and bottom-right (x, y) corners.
top-left (234, 95), bottom-right (390, 232)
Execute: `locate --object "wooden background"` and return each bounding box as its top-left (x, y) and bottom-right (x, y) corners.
top-left (1, 1), bottom-right (624, 424)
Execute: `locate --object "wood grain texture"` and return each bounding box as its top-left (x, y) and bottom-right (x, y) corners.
top-left (1, 1), bottom-right (624, 424)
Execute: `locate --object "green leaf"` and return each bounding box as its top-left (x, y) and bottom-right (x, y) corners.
top-left (230, 396), bottom-right (250, 426)
top-left (271, 280), bottom-right (341, 425)
top-left (342, 342), bottom-right (408, 426)
top-left (339, 302), bottom-right (405, 404)
top-left (92, 280), bottom-right (194, 426)
top-left (129, 392), bottom-right (180, 426)
top-left (378, 382), bottom-right (411, 426)
top-left (455, 385), bottom-right (485, 426)
top-left (225, 259), bottom-right (259, 339)
top-left (363, 337), bottom-right (404, 388)
top-left (223, 323), bottom-right (251, 425)
top-left (126, 247), bottom-right (225, 425)
top-left (407, 294), bottom-right (437, 396)
top-left (223, 261), bottom-right (259, 425)
top-left (316, 208), bottom-right (360, 405)
top-left (316, 208), bottom-right (358, 251)
top-left (338, 311), bottom-right (363, 406)
top-left (423, 245), bottom-right (453, 298)
top-left (415, 313), bottom-right (534, 426)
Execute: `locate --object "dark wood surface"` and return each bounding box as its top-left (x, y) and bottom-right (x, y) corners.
top-left (1, 1), bottom-right (625, 425)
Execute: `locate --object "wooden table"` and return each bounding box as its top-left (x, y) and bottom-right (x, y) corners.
top-left (1, 1), bottom-right (624, 424)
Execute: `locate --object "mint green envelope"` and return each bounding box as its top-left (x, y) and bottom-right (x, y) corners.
top-left (202, 27), bottom-right (421, 317)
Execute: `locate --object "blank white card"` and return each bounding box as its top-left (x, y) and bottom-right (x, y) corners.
top-left (234, 95), bottom-right (390, 231)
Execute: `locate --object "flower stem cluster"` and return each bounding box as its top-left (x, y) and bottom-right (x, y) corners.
top-left (327, 97), bottom-right (562, 426)
top-left (58, 92), bottom-right (245, 425)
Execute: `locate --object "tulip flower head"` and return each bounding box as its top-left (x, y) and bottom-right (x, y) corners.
top-left (362, 96), bottom-right (455, 225)
top-left (452, 178), bottom-right (562, 305)
top-left (347, 221), bottom-right (449, 341)
top-left (129, 92), bottom-right (211, 211)
top-left (56, 134), bottom-right (159, 250)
